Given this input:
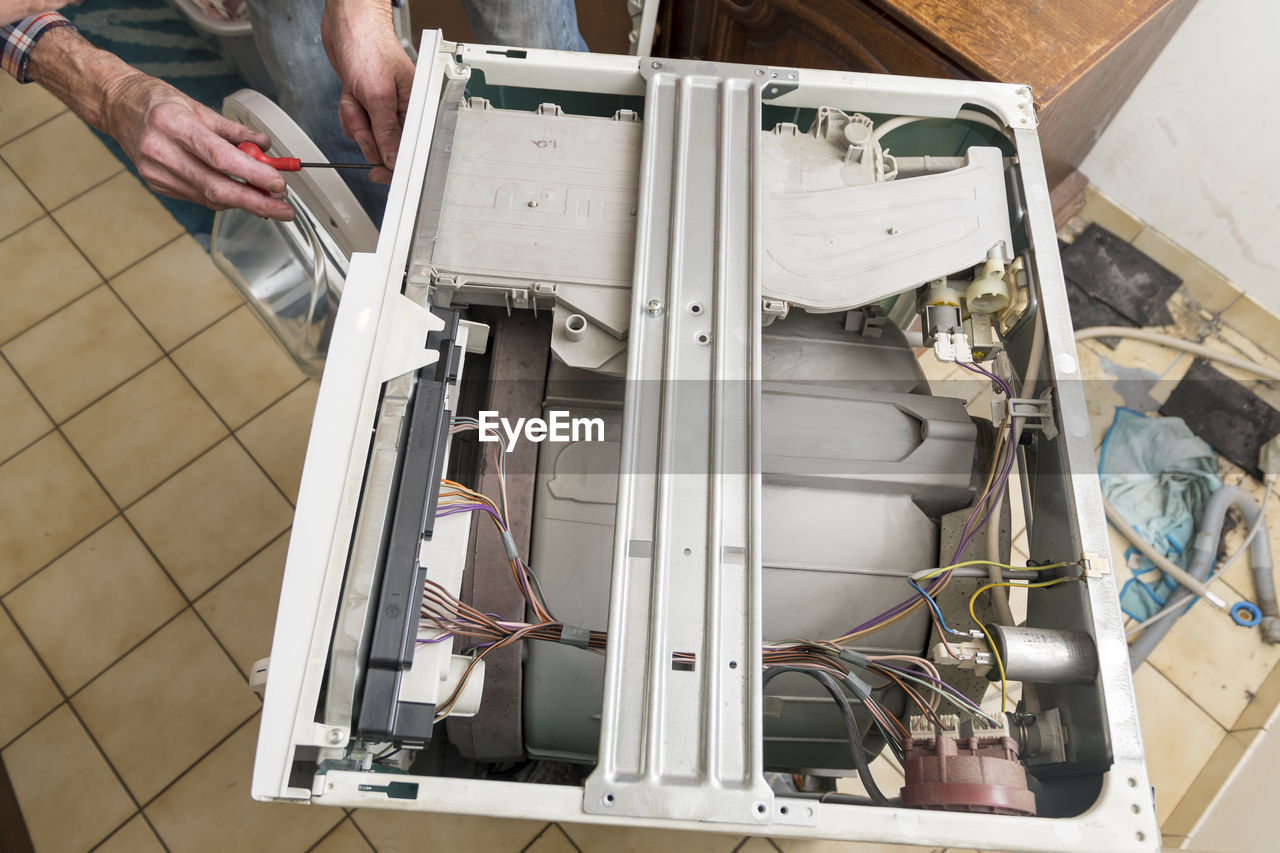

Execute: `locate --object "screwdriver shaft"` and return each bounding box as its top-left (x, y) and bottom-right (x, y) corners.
top-left (298, 162), bottom-right (376, 170)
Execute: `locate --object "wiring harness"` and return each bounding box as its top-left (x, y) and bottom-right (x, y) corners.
top-left (416, 400), bottom-right (1083, 788)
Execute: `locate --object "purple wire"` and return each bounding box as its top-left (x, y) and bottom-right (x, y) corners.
top-left (960, 360), bottom-right (1014, 399)
top-left (843, 361), bottom-right (1022, 636)
top-left (435, 502), bottom-right (504, 525)
top-left (966, 437), bottom-right (1019, 543)
top-left (436, 501), bottom-right (542, 613)
top-left (952, 361), bottom-right (1019, 560)
top-left (417, 633), bottom-right (455, 645)
top-left (954, 432), bottom-right (1018, 559)
top-left (873, 662), bottom-right (989, 715)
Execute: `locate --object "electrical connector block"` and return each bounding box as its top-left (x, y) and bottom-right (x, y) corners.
top-left (929, 639), bottom-right (993, 676)
top-left (933, 332), bottom-right (957, 363)
top-left (901, 713), bottom-right (1036, 816)
top-left (909, 712), bottom-right (1012, 741)
top-left (931, 332), bottom-right (974, 364)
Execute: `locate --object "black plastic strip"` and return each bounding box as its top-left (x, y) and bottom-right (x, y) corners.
top-left (356, 308), bottom-right (461, 741)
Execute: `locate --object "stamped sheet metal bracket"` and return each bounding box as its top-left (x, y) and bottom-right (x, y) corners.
top-left (583, 60), bottom-right (773, 824)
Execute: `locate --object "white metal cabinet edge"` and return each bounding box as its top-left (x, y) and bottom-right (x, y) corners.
top-left (252, 29), bottom-right (451, 803)
top-left (1005, 128), bottom-right (1158, 852)
top-left (451, 40), bottom-right (1035, 130)
top-left (250, 33), bottom-right (1158, 852)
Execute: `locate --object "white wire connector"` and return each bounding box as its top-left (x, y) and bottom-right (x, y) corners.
top-left (933, 332), bottom-right (957, 363)
top-left (953, 332), bottom-right (974, 363)
top-left (930, 640), bottom-right (993, 673)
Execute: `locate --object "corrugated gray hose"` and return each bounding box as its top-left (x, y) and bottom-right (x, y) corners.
top-left (1129, 485), bottom-right (1277, 668)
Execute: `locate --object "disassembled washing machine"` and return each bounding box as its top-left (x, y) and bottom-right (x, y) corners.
top-left (241, 32), bottom-right (1154, 852)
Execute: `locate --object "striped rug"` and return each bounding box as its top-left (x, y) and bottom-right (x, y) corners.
top-left (63, 0), bottom-right (253, 243)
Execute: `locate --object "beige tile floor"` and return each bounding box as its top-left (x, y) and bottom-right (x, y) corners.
top-left (1059, 193), bottom-right (1280, 842)
top-left (3, 72), bottom-right (1279, 852)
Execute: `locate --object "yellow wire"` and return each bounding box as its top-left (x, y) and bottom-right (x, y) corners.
top-left (968, 577), bottom-right (1075, 714)
top-left (914, 559), bottom-right (1076, 583)
top-left (832, 560), bottom-right (1079, 644)
top-left (440, 480), bottom-right (500, 515)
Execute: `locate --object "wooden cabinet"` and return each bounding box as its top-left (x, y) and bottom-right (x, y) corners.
top-left (656, 0), bottom-right (1197, 191)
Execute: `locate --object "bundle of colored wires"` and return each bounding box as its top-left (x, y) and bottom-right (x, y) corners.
top-left (420, 578), bottom-right (608, 720)
top-left (761, 641), bottom-right (999, 728)
top-left (953, 361), bottom-right (1019, 559)
top-left (449, 416), bottom-right (511, 519)
top-left (440, 416), bottom-right (555, 622)
top-left (827, 361), bottom-right (1023, 646)
top-left (421, 416), bottom-right (1037, 746)
top-left (419, 572), bottom-right (917, 739)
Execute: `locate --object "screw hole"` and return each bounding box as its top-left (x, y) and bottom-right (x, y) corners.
top-left (1128, 777), bottom-right (1138, 788)
top-left (755, 803), bottom-right (766, 814)
top-left (696, 333), bottom-right (709, 345)
top-left (1131, 804), bottom-right (1140, 814)
top-left (804, 807), bottom-right (813, 817)
top-left (779, 805), bottom-right (789, 815)
top-left (729, 660), bottom-right (738, 669)
top-left (689, 302), bottom-right (703, 314)
top-left (683, 547), bottom-right (692, 556)
top-left (1136, 831), bottom-right (1145, 842)
top-left (603, 793), bottom-right (615, 807)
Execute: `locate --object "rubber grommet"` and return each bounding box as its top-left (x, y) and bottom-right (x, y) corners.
top-left (1231, 601), bottom-right (1262, 627)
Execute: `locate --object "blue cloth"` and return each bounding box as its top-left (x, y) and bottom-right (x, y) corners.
top-left (1099, 408), bottom-right (1222, 620)
top-left (245, 0), bottom-right (588, 224)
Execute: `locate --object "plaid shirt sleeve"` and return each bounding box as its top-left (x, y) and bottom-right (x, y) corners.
top-left (2, 12), bottom-right (76, 84)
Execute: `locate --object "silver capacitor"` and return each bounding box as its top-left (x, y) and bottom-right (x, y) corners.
top-left (985, 625), bottom-right (1098, 685)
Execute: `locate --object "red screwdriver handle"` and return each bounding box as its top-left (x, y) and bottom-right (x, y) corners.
top-left (237, 141), bottom-right (301, 172)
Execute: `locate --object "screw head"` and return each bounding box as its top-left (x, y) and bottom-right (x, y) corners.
top-left (755, 68), bottom-right (766, 77)
top-left (327, 729), bottom-right (344, 745)
top-left (651, 61), bottom-right (663, 69)
top-left (528, 200), bottom-right (538, 208)
top-left (887, 226), bottom-right (899, 235)
top-left (646, 299), bottom-right (664, 316)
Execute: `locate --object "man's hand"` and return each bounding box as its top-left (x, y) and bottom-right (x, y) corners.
top-left (27, 27), bottom-right (294, 221)
top-left (321, 0), bottom-right (414, 185)
top-left (102, 71), bottom-right (294, 219)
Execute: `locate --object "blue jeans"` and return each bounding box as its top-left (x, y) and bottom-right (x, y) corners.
top-left (461, 0), bottom-right (589, 52)
top-left (245, 0), bottom-right (588, 225)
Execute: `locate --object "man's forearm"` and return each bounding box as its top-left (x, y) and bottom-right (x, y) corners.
top-left (323, 0), bottom-right (395, 48)
top-left (325, 0), bottom-right (395, 23)
top-left (25, 25), bottom-right (138, 132)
